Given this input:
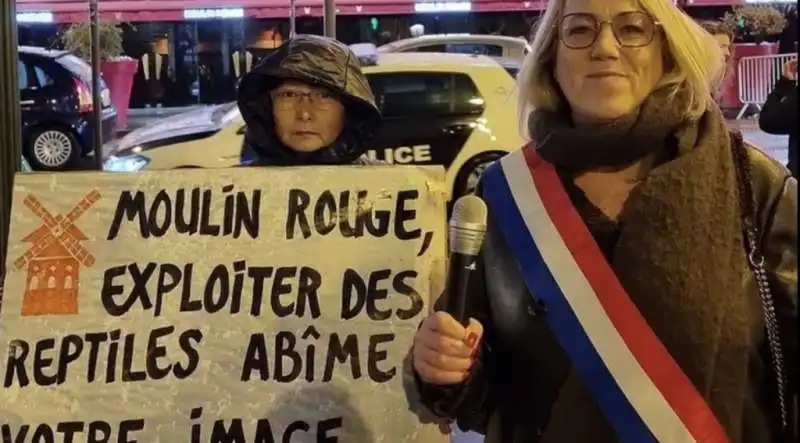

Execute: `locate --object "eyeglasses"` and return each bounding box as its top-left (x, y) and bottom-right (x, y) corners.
top-left (558, 12), bottom-right (659, 50)
top-left (271, 89), bottom-right (339, 110)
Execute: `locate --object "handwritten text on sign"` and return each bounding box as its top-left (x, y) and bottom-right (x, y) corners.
top-left (0, 166), bottom-right (447, 443)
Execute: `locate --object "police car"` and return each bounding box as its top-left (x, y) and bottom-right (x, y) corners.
top-left (378, 34), bottom-right (531, 64)
top-left (104, 49), bottom-right (523, 198)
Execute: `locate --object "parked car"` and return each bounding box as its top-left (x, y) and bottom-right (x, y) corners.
top-left (19, 45), bottom-right (117, 170)
top-left (494, 57), bottom-right (522, 78)
top-left (377, 34), bottom-right (531, 64)
top-left (105, 50), bottom-right (523, 199)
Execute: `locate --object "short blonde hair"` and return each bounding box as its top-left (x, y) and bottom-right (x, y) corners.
top-left (517, 0), bottom-right (725, 138)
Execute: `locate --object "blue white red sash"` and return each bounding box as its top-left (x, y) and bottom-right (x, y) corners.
top-left (480, 147), bottom-right (729, 443)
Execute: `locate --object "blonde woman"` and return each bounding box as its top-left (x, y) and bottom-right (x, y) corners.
top-left (407, 0), bottom-right (797, 442)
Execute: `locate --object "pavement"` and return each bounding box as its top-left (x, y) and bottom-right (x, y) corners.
top-left (728, 119), bottom-right (790, 166)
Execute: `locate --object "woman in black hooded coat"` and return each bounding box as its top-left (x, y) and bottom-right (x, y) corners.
top-left (237, 35), bottom-right (382, 166)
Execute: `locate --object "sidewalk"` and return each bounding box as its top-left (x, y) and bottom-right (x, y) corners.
top-left (730, 120), bottom-right (790, 165)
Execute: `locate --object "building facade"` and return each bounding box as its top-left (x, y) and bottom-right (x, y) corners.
top-left (14, 0), bottom-right (797, 108)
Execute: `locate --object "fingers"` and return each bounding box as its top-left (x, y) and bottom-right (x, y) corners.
top-left (413, 356), bottom-right (470, 386)
top-left (464, 317), bottom-right (484, 349)
top-left (419, 326), bottom-right (471, 358)
top-left (413, 312), bottom-right (485, 385)
top-left (427, 311), bottom-right (470, 340)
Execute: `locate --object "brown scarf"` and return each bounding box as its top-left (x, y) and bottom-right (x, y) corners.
top-left (530, 95), bottom-right (759, 443)
top-left (530, 87), bottom-right (686, 171)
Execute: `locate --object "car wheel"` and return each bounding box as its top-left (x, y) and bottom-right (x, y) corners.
top-left (452, 151), bottom-right (506, 198)
top-left (26, 127), bottom-right (79, 170)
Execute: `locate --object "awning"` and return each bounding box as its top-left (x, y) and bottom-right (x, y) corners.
top-left (683, 0), bottom-right (797, 6)
top-left (16, 0), bottom-right (548, 23)
top-left (683, 0), bottom-right (744, 6)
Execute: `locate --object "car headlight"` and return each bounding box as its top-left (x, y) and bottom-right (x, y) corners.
top-left (103, 155), bottom-right (150, 172)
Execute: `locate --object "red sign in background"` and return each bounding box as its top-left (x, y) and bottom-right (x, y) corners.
top-left (684, 0), bottom-right (744, 6)
top-left (17, 0), bottom-right (773, 24)
top-left (16, 0), bottom-right (549, 22)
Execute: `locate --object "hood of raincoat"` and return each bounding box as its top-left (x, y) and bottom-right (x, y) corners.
top-left (237, 34), bottom-right (381, 166)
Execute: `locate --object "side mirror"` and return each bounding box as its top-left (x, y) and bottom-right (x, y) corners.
top-left (236, 125), bottom-right (246, 135)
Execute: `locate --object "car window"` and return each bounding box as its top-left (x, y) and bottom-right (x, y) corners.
top-left (412, 44), bottom-right (447, 53)
top-left (368, 72), bottom-right (484, 119)
top-left (56, 54), bottom-right (107, 89)
top-left (18, 60), bottom-right (29, 90)
top-left (34, 65), bottom-right (54, 87)
top-left (56, 54), bottom-right (92, 83)
top-left (447, 43), bottom-right (504, 57)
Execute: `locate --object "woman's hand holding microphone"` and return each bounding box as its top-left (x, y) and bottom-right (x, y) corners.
top-left (412, 311), bottom-right (484, 385)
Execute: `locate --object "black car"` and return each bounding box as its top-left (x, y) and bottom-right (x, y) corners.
top-left (18, 46), bottom-right (117, 170)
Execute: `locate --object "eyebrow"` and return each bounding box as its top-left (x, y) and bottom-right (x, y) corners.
top-left (274, 86), bottom-right (326, 93)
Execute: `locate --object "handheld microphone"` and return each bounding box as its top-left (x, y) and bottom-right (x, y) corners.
top-left (443, 195), bottom-right (489, 326)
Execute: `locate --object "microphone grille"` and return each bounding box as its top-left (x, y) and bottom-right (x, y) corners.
top-left (449, 195), bottom-right (488, 255)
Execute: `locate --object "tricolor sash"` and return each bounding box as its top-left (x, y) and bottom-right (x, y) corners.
top-left (480, 147), bottom-right (730, 443)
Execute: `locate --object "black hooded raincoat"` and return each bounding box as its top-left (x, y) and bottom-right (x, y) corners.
top-left (236, 34), bottom-right (381, 166)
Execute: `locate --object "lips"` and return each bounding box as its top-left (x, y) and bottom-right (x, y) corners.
top-left (587, 72), bottom-right (626, 78)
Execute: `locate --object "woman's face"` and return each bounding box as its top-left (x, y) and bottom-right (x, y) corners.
top-left (554, 0), bottom-right (665, 122)
top-left (271, 81), bottom-right (345, 152)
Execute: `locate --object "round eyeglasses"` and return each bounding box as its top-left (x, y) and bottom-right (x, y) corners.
top-left (271, 89), bottom-right (339, 110)
top-left (558, 11), bottom-right (659, 50)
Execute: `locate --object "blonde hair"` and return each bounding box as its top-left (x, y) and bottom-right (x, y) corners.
top-left (517, 0), bottom-right (725, 138)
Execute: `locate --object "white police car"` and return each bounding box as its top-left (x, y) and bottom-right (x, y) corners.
top-left (377, 34), bottom-right (531, 65)
top-left (105, 47), bottom-right (523, 199)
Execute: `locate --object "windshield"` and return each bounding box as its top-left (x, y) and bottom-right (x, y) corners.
top-left (212, 102), bottom-right (240, 126)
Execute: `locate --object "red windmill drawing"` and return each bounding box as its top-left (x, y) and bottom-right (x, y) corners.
top-left (14, 190), bottom-right (101, 317)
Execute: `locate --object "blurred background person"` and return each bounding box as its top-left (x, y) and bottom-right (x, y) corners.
top-left (698, 19), bottom-right (733, 102)
top-left (237, 35), bottom-right (381, 166)
top-left (759, 59), bottom-right (797, 177)
top-left (409, 0), bottom-right (797, 442)
top-left (699, 19), bottom-right (733, 64)
top-left (378, 31), bottom-right (394, 46)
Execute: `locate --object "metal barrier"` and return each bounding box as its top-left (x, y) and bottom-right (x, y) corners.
top-left (737, 53), bottom-right (798, 119)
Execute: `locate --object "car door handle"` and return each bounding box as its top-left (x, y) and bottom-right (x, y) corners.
top-left (442, 123), bottom-right (471, 134)
top-left (20, 100), bottom-right (34, 106)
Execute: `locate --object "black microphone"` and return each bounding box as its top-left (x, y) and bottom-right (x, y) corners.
top-left (443, 195), bottom-right (489, 326)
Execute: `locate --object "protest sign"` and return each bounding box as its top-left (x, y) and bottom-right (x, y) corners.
top-left (0, 165), bottom-right (448, 443)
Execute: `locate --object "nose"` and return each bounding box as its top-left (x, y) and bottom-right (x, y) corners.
top-left (589, 25), bottom-right (620, 60)
top-left (295, 100), bottom-right (314, 121)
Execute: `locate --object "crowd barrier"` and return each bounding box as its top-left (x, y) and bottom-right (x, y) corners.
top-left (736, 52), bottom-right (798, 120)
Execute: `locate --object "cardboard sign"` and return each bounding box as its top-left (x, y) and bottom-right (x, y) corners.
top-left (0, 166), bottom-right (448, 443)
